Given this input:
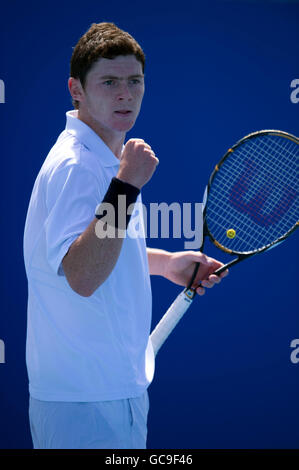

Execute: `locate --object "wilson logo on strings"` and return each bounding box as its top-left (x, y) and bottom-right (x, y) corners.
top-left (229, 158), bottom-right (296, 228)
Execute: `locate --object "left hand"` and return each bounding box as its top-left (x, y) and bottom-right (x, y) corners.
top-left (163, 251), bottom-right (228, 296)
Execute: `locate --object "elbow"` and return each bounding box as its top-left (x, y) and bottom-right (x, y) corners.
top-left (73, 286), bottom-right (94, 298)
top-left (62, 256), bottom-right (106, 297)
top-left (62, 257), bottom-right (98, 297)
top-left (66, 276), bottom-right (97, 298)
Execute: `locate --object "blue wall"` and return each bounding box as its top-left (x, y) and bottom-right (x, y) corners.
top-left (0, 0), bottom-right (298, 449)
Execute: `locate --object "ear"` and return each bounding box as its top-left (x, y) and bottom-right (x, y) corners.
top-left (68, 77), bottom-right (84, 104)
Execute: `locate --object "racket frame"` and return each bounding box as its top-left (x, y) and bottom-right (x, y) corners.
top-left (201, 130), bottom-right (298, 273)
top-left (187, 129), bottom-right (298, 286)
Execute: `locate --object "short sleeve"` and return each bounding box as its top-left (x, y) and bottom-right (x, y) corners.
top-left (44, 163), bottom-right (104, 275)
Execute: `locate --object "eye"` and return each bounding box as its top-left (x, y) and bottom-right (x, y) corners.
top-left (103, 80), bottom-right (114, 86)
top-left (129, 79), bottom-right (141, 85)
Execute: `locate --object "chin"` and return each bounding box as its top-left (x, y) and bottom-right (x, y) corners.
top-left (113, 120), bottom-right (135, 132)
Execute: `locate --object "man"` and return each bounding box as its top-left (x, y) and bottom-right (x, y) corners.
top-left (23, 22), bottom-right (227, 449)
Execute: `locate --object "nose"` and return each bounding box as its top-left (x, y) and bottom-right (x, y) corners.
top-left (117, 81), bottom-right (133, 101)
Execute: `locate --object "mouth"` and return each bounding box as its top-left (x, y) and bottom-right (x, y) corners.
top-left (114, 110), bottom-right (132, 115)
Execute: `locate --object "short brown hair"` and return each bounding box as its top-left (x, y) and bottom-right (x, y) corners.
top-left (70, 22), bottom-right (145, 109)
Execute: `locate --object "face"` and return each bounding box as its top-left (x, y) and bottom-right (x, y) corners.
top-left (71, 55), bottom-right (145, 136)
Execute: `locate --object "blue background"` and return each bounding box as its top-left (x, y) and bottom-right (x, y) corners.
top-left (0, 0), bottom-right (298, 449)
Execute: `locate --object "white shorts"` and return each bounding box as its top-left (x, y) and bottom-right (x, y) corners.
top-left (29, 391), bottom-right (149, 449)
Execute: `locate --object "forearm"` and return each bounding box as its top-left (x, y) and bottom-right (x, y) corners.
top-left (147, 247), bottom-right (171, 276)
top-left (62, 218), bottom-right (124, 297)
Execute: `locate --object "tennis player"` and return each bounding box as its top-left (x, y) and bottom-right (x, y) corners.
top-left (23, 22), bottom-right (228, 449)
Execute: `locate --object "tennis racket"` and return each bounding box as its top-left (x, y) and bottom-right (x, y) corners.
top-left (149, 129), bottom-right (298, 358)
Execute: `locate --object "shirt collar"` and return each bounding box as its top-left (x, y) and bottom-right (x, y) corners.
top-left (65, 110), bottom-right (120, 167)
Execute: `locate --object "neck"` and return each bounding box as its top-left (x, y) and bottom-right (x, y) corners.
top-left (77, 110), bottom-right (125, 159)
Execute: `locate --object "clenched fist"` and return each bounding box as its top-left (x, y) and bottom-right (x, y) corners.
top-left (117, 138), bottom-right (159, 189)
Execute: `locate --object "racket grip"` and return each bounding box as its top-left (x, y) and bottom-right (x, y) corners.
top-left (150, 288), bottom-right (195, 356)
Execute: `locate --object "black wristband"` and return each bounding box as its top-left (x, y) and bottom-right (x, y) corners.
top-left (95, 177), bottom-right (140, 230)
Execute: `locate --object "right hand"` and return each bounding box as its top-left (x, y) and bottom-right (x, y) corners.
top-left (117, 139), bottom-right (159, 189)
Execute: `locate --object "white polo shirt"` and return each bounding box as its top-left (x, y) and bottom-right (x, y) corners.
top-left (23, 110), bottom-right (153, 402)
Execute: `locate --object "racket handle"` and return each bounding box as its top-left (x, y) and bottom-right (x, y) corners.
top-left (150, 288), bottom-right (195, 356)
